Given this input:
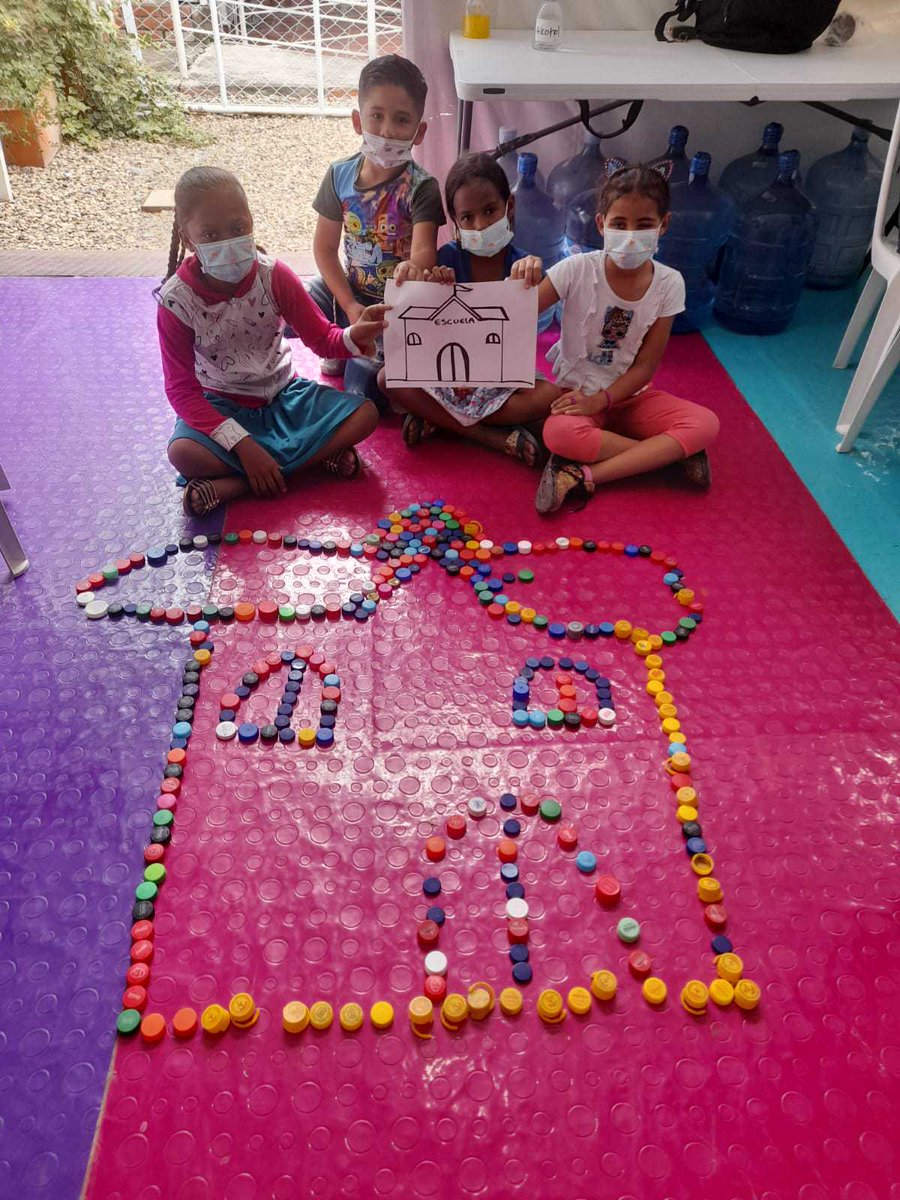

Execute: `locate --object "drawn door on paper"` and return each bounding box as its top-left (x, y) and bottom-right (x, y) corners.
top-left (437, 342), bottom-right (471, 383)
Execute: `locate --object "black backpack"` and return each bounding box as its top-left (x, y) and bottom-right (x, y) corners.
top-left (655, 0), bottom-right (841, 54)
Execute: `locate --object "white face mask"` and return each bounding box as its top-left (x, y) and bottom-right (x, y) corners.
top-left (457, 211), bottom-right (515, 257)
top-left (195, 234), bottom-right (257, 284)
top-left (603, 227), bottom-right (660, 270)
top-left (360, 129), bottom-right (415, 169)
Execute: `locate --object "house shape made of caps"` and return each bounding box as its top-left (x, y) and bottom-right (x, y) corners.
top-left (396, 284), bottom-right (510, 385)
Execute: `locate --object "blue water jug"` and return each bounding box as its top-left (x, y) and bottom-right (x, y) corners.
top-left (719, 122), bottom-right (792, 210)
top-left (547, 130), bottom-right (607, 213)
top-left (514, 152), bottom-right (567, 329)
top-left (498, 126), bottom-right (544, 189)
top-left (658, 152), bottom-right (735, 333)
top-left (714, 150), bottom-right (817, 335)
top-left (565, 185), bottom-right (604, 255)
top-left (805, 128), bottom-right (882, 289)
top-left (650, 125), bottom-right (690, 186)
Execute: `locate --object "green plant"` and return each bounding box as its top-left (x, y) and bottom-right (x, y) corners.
top-left (0, 0), bottom-right (203, 147)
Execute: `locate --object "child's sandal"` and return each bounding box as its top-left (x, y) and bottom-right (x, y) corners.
top-left (322, 447), bottom-right (362, 478)
top-left (504, 427), bottom-right (541, 468)
top-left (402, 414), bottom-right (435, 447)
top-left (182, 478), bottom-right (220, 517)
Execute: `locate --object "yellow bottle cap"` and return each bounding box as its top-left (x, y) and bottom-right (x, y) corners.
top-left (298, 727), bottom-right (316, 747)
top-left (690, 853), bottom-right (715, 877)
top-left (409, 996), bottom-right (433, 1025)
top-left (520, 607), bottom-right (536, 623)
top-left (676, 588), bottom-right (695, 605)
top-left (201, 1003), bottom-right (230, 1034)
top-left (648, 635), bottom-right (663, 650)
top-left (642, 977), bottom-right (668, 1005)
top-left (716, 952), bottom-right (744, 983)
top-left (282, 1001), bottom-right (309, 1033)
top-left (709, 979), bottom-right (735, 1006)
top-left (631, 626), bottom-right (650, 643)
top-left (646, 679), bottom-right (665, 696)
top-left (698, 877), bottom-right (723, 903)
top-left (467, 983), bottom-right (495, 1019)
top-left (734, 979), bottom-right (761, 1011)
top-left (339, 1003), bottom-right (364, 1032)
top-left (661, 717), bottom-right (681, 734)
top-left (309, 1001), bottom-right (334, 1030)
top-left (441, 993), bottom-right (468, 1026)
top-left (537, 988), bottom-right (565, 1023)
top-left (658, 703), bottom-right (678, 719)
top-left (193, 648), bottom-right (212, 666)
top-left (645, 654), bottom-right (664, 669)
top-left (499, 987), bottom-right (523, 1016)
top-left (590, 969), bottom-right (617, 1001)
top-left (676, 786), bottom-right (698, 805)
top-left (229, 992), bottom-right (256, 1023)
top-left (654, 691), bottom-right (674, 708)
top-left (676, 805), bottom-right (699, 824)
top-left (634, 640), bottom-right (653, 657)
top-left (614, 620), bottom-right (633, 639)
top-left (370, 1001), bottom-right (394, 1030)
top-left (680, 980), bottom-right (709, 1014)
top-left (647, 667), bottom-right (666, 682)
top-left (669, 752), bottom-right (691, 771)
top-left (567, 986), bottom-right (592, 1016)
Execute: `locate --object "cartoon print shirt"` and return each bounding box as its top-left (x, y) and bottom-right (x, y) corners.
top-left (313, 152), bottom-right (445, 303)
top-left (546, 252), bottom-right (685, 396)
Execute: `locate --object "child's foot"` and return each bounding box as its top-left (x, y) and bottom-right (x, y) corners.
top-left (322, 447), bottom-right (362, 478)
top-left (402, 413), bottom-right (436, 447)
top-left (182, 477), bottom-right (220, 517)
top-left (504, 427), bottom-right (542, 468)
top-left (535, 456), bottom-right (595, 515)
top-left (682, 449), bottom-right (712, 487)
top-left (320, 357), bottom-right (346, 377)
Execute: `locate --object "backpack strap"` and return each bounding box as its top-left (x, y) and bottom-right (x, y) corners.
top-left (655, 0), bottom-right (700, 42)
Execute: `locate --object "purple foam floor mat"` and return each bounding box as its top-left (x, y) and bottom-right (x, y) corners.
top-left (0, 278), bottom-right (223, 1198)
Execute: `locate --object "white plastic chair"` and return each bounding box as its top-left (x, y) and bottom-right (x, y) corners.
top-left (832, 102), bottom-right (900, 452)
top-left (0, 463), bottom-right (28, 578)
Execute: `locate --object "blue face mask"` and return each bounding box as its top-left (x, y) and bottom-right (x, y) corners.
top-left (195, 234), bottom-right (257, 284)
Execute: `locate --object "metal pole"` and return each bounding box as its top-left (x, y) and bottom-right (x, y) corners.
top-left (367, 0), bottom-right (377, 59)
top-left (0, 143), bottom-right (13, 203)
top-left (312, 0), bottom-right (326, 112)
top-left (120, 0), bottom-right (144, 62)
top-left (238, 0), bottom-right (248, 44)
top-left (168, 0), bottom-right (189, 79)
top-left (207, 0), bottom-right (229, 106)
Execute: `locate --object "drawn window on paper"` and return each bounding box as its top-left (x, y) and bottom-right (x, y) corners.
top-left (383, 279), bottom-right (538, 389)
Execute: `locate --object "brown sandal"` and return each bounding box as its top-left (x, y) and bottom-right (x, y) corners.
top-left (504, 427), bottom-right (541, 468)
top-left (182, 477), bottom-right (220, 516)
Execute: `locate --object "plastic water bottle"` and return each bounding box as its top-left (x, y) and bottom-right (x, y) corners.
top-left (498, 127), bottom-right (544, 190)
top-left (804, 128), bottom-right (882, 289)
top-left (714, 150), bottom-right (817, 335)
top-left (650, 125), bottom-right (690, 186)
top-left (547, 131), bottom-right (607, 214)
top-left (657, 152), bottom-right (735, 333)
top-left (462, 0), bottom-right (490, 38)
top-left (719, 122), bottom-right (789, 209)
top-left (533, 1), bottom-right (563, 50)
top-left (514, 152), bottom-right (566, 329)
top-left (565, 185), bottom-right (604, 255)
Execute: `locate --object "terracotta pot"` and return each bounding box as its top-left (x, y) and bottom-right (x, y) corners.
top-left (0, 84), bottom-right (61, 169)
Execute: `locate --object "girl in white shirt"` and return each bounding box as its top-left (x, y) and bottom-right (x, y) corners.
top-left (511, 163), bottom-right (719, 513)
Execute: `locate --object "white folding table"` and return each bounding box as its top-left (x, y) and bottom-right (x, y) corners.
top-left (450, 28), bottom-right (900, 155)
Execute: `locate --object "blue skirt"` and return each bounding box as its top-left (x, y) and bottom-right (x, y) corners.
top-left (169, 377), bottom-right (367, 476)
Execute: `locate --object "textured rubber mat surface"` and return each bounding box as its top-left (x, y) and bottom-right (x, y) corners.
top-left (1, 279), bottom-right (898, 1200)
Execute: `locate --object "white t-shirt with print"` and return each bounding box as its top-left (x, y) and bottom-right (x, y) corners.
top-left (546, 252), bottom-right (685, 395)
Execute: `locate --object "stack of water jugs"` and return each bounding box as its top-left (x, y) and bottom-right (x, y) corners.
top-left (501, 119), bottom-right (882, 335)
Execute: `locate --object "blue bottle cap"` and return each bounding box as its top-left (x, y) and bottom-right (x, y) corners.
top-left (499, 793), bottom-right (517, 811)
top-left (423, 877), bottom-right (441, 897)
top-left (512, 962), bottom-right (533, 984)
top-left (509, 944), bottom-right (529, 963)
top-left (426, 906), bottom-right (446, 925)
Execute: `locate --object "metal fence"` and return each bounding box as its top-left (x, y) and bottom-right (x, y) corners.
top-left (124, 0), bottom-right (404, 114)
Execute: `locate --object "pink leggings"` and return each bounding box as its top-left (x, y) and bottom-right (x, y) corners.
top-left (543, 386), bottom-right (719, 462)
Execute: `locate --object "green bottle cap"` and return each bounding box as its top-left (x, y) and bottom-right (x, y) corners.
top-left (224, 532), bottom-right (239, 544)
top-left (144, 863), bottom-right (166, 884)
top-left (546, 709), bottom-right (565, 729)
top-left (153, 809), bottom-right (174, 828)
top-left (540, 799), bottom-right (562, 822)
top-left (116, 1009), bottom-right (141, 1035)
top-left (661, 631), bottom-right (677, 644)
top-left (533, 615), bottom-right (549, 629)
top-left (278, 605), bottom-right (296, 622)
top-left (135, 881), bottom-right (158, 902)
top-left (518, 569), bottom-right (534, 583)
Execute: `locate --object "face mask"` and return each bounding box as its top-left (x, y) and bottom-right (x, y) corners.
top-left (360, 129), bottom-right (415, 169)
top-left (195, 234), bottom-right (258, 284)
top-left (458, 211), bottom-right (514, 257)
top-left (603, 227), bottom-right (659, 270)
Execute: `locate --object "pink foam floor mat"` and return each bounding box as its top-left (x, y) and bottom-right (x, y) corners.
top-left (82, 334), bottom-right (899, 1200)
